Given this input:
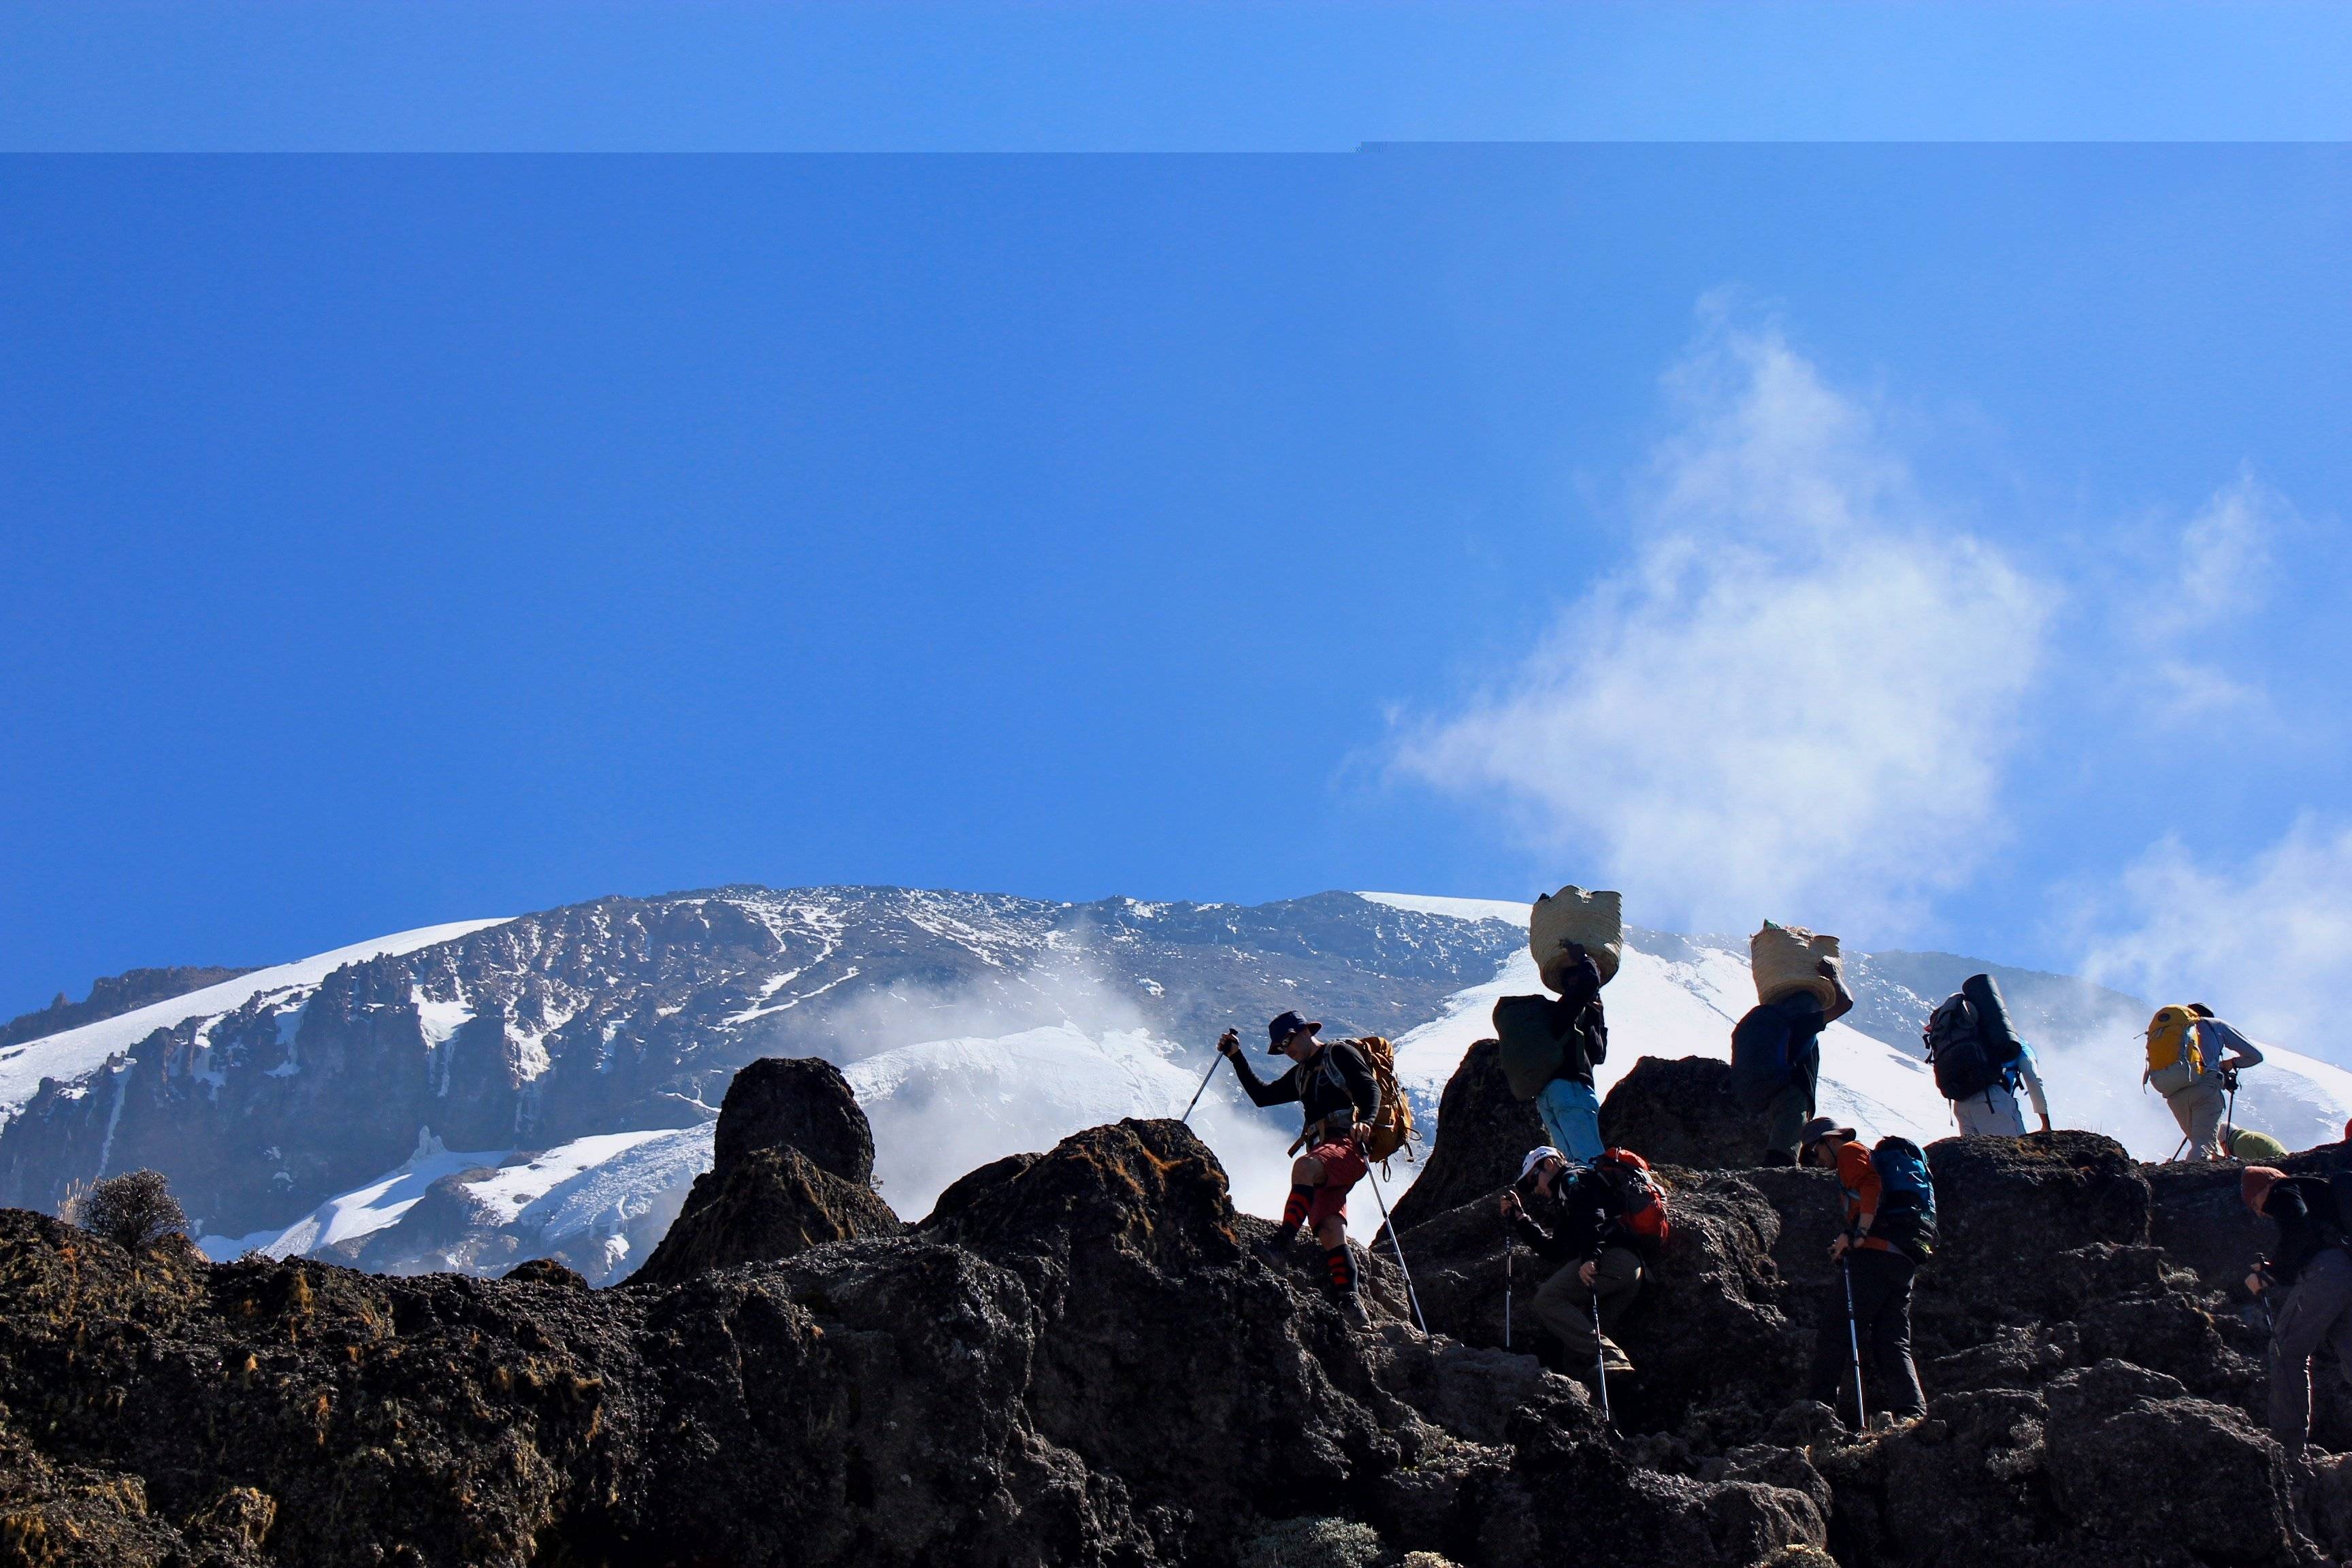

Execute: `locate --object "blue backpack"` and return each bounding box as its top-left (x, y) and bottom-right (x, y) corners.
top-left (1869, 1137), bottom-right (1938, 1262)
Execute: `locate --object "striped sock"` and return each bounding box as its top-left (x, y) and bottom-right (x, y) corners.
top-left (1323, 1245), bottom-right (1356, 1296)
top-left (1277, 1184), bottom-right (1313, 1240)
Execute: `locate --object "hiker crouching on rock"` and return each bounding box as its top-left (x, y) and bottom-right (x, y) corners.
top-left (1500, 1147), bottom-right (1641, 1384)
top-left (2242, 1165), bottom-right (2352, 1454)
top-left (1801, 1119), bottom-right (1927, 1426)
top-left (1219, 1010), bottom-right (1380, 1318)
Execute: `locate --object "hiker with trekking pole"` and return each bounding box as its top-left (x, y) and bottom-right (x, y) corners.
top-left (1218, 1011), bottom-right (1415, 1326)
top-left (1498, 1144), bottom-right (1667, 1399)
top-left (1801, 1118), bottom-right (1933, 1430)
top-left (2145, 1003), bottom-right (2265, 1160)
top-left (2240, 1164), bottom-right (2352, 1454)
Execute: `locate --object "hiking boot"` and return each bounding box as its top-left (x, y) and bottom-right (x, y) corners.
top-left (1333, 1292), bottom-right (1370, 1327)
top-left (1599, 1338), bottom-right (1635, 1374)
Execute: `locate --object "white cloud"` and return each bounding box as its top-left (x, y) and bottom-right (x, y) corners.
top-left (2136, 469), bottom-right (2291, 723)
top-left (1396, 318), bottom-right (2050, 936)
top-left (2082, 815), bottom-right (2352, 1055)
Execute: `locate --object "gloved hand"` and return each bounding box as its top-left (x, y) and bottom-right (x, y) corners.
top-left (1216, 1030), bottom-right (1241, 1059)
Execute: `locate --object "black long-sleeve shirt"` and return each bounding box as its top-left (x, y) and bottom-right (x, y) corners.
top-left (2261, 1175), bottom-right (2349, 1286)
top-left (1538, 951), bottom-right (1608, 1090)
top-left (1229, 1040), bottom-right (1381, 1142)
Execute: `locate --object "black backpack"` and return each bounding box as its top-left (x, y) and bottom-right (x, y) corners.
top-left (1925, 973), bottom-right (2026, 1104)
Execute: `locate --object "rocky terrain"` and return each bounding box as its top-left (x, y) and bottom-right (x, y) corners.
top-left (7, 1028), bottom-right (2352, 1567)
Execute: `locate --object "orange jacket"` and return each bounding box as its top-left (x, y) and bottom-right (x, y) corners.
top-left (1835, 1140), bottom-right (1896, 1254)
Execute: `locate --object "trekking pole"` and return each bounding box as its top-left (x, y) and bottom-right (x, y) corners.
top-left (1592, 1296), bottom-right (1614, 1429)
top-left (1501, 1213), bottom-right (1514, 1350)
top-left (2225, 1066), bottom-right (2240, 1152)
top-left (1842, 1255), bottom-right (1867, 1429)
top-left (1364, 1166), bottom-right (1428, 1335)
top-left (1179, 1056), bottom-right (1222, 1125)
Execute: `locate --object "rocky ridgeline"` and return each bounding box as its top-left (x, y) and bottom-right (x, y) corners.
top-left (5, 1046), bottom-right (2352, 1565)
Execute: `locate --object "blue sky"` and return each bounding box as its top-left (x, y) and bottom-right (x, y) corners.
top-left (2, 10), bottom-right (2350, 1054)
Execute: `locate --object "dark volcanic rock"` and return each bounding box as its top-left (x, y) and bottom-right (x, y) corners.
top-left (710, 1056), bottom-right (874, 1181)
top-left (630, 1146), bottom-right (902, 1287)
top-left (1599, 1056), bottom-right (1757, 1170)
top-left (631, 1056), bottom-right (900, 1286)
top-left (0, 1116), bottom-right (1827, 1568)
top-left (1385, 1039), bottom-right (1544, 1234)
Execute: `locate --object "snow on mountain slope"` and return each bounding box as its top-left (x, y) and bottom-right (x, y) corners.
top-left (1384, 915), bottom-right (1946, 1162)
top-left (1375, 894), bottom-right (2352, 1163)
top-left (0, 920), bottom-right (512, 1117)
top-left (208, 1124), bottom-right (715, 1285)
top-left (845, 1024), bottom-right (1307, 1220)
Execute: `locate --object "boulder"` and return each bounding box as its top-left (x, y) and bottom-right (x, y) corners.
top-left (1384, 1039), bottom-right (1544, 1234)
top-left (711, 1056), bottom-right (876, 1182)
top-left (1599, 1056), bottom-right (1757, 1169)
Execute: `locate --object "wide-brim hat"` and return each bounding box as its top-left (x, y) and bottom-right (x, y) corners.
top-left (1267, 1011), bottom-right (1323, 1052)
top-left (1798, 1117), bottom-right (1856, 1152)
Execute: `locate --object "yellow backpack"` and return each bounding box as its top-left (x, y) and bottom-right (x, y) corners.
top-left (1348, 1036), bottom-right (1418, 1170)
top-left (2145, 1006), bottom-right (2205, 1081)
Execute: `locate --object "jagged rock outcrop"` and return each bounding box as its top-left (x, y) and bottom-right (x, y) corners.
top-left (0, 1111), bottom-right (1824, 1568)
top-left (1598, 1056), bottom-right (1757, 1170)
top-left (1386, 1041), bottom-right (1544, 1234)
top-left (631, 1057), bottom-right (900, 1286)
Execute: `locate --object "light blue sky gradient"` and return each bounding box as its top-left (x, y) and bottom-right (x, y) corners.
top-left (4, 144), bottom-right (2348, 1027)
top-left (3, 3), bottom-right (2352, 150)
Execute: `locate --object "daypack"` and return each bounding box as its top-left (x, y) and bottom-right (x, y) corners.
top-left (1867, 1137), bottom-right (1938, 1262)
top-left (1924, 994), bottom-right (1997, 1102)
top-left (2144, 1006), bottom-right (2206, 1093)
top-left (1593, 1147), bottom-right (1671, 1256)
top-left (1319, 1036), bottom-right (1417, 1170)
top-left (1492, 995), bottom-right (1600, 1102)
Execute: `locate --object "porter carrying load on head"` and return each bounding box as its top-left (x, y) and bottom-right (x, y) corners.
top-left (1730, 923), bottom-right (1852, 1166)
top-left (1923, 973), bottom-right (2052, 1138)
top-left (2145, 1003), bottom-right (2265, 1160)
top-left (1219, 1011), bottom-right (1396, 1321)
top-left (1497, 1144), bottom-right (1665, 1388)
top-left (1801, 1118), bottom-right (1931, 1427)
top-left (2241, 1164), bottom-right (2352, 1454)
top-left (1494, 887), bottom-right (1622, 1162)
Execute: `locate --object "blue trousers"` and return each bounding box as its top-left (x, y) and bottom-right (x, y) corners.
top-left (1536, 1077), bottom-right (1605, 1162)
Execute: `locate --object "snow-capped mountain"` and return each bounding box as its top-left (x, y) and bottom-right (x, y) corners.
top-left (6, 885), bottom-right (2349, 1286)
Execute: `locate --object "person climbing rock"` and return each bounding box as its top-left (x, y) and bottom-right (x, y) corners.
top-left (2145, 1003), bottom-right (2264, 1160)
top-left (2242, 1164), bottom-right (2352, 1454)
top-left (1925, 973), bottom-right (2051, 1139)
top-left (1731, 959), bottom-right (1854, 1165)
top-left (1220, 1010), bottom-right (1381, 1320)
top-left (1801, 1119), bottom-right (1928, 1426)
top-left (1498, 1146), bottom-right (1642, 1382)
top-left (2227, 1125), bottom-right (2290, 1162)
top-left (1531, 941), bottom-right (1608, 1161)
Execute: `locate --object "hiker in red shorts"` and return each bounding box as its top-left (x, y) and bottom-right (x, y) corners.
top-left (1218, 1009), bottom-right (1382, 1320)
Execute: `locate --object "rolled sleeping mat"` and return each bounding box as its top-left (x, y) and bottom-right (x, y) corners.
top-left (1961, 973), bottom-right (2026, 1068)
top-left (1751, 921), bottom-right (1841, 1009)
top-left (1531, 886), bottom-right (1622, 992)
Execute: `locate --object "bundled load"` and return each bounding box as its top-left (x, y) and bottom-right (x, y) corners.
top-left (1750, 921), bottom-right (1842, 1009)
top-left (1531, 885), bottom-right (1623, 992)
top-left (1923, 973), bottom-right (2027, 1103)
